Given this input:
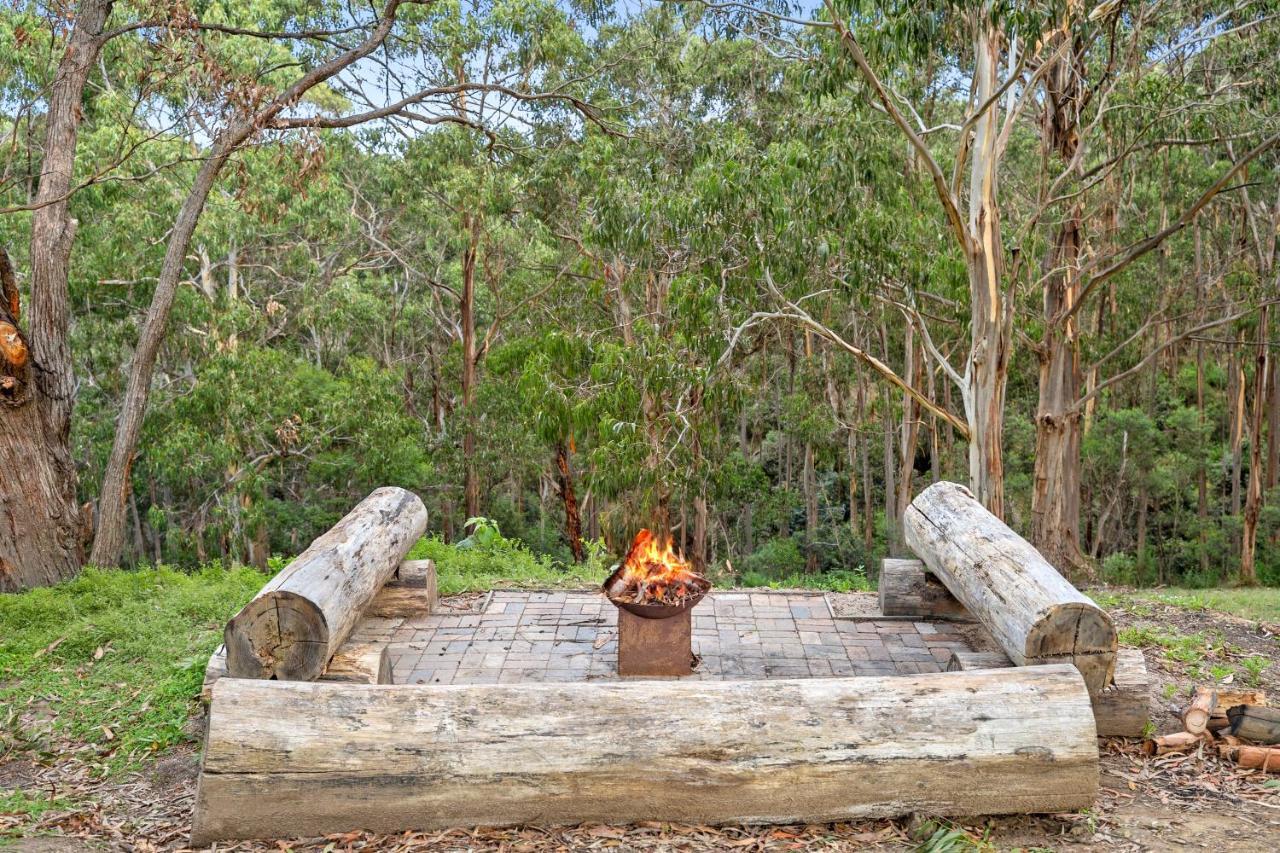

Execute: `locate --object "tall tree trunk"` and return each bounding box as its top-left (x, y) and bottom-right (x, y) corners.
top-left (803, 439), bottom-right (818, 572)
top-left (554, 439), bottom-right (584, 563)
top-left (1032, 208), bottom-right (1089, 580)
top-left (960, 20), bottom-right (1009, 519)
top-left (738, 409), bottom-right (754, 555)
top-left (91, 135), bottom-right (240, 566)
top-left (1241, 305), bottom-right (1270, 585)
top-left (881, 395), bottom-right (897, 554)
top-left (461, 216), bottom-right (481, 520)
top-left (0, 0), bottom-right (114, 590)
top-left (895, 328), bottom-right (922, 545)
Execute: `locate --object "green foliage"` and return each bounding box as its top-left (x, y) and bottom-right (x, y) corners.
top-left (740, 537), bottom-right (808, 578)
top-left (412, 535), bottom-right (606, 596)
top-left (0, 566), bottom-right (264, 775)
top-left (1100, 553), bottom-right (1139, 586)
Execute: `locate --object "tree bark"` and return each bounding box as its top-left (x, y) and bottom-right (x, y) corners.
top-left (461, 214), bottom-right (481, 520)
top-left (192, 666), bottom-right (1099, 844)
top-left (554, 440), bottom-right (585, 563)
top-left (1241, 304), bottom-right (1270, 585)
top-left (0, 0), bottom-right (114, 590)
top-left (960, 21), bottom-right (1010, 519)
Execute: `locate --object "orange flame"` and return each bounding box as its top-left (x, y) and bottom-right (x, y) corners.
top-left (607, 528), bottom-right (709, 605)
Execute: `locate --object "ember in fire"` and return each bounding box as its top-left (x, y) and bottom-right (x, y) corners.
top-left (603, 528), bottom-right (710, 606)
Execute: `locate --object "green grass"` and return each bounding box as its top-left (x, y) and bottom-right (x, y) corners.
top-left (0, 566), bottom-right (264, 776)
top-left (1097, 587), bottom-right (1280, 623)
top-left (413, 535), bottom-right (609, 595)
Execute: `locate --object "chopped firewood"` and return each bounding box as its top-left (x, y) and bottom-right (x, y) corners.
top-left (1182, 686), bottom-right (1217, 735)
top-left (1219, 743), bottom-right (1280, 772)
top-left (1213, 689), bottom-right (1267, 711)
top-left (1227, 705), bottom-right (1280, 745)
top-left (1142, 731), bottom-right (1211, 756)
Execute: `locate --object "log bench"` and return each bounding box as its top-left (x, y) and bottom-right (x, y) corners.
top-left (201, 557), bottom-right (435, 702)
top-left (223, 487), bottom-right (428, 681)
top-left (191, 665), bottom-right (1100, 844)
top-left (948, 647), bottom-right (1150, 737)
top-left (904, 482), bottom-right (1118, 694)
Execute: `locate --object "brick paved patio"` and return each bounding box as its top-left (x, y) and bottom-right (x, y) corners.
top-left (372, 590), bottom-right (973, 685)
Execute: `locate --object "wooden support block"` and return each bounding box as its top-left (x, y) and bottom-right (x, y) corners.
top-left (878, 558), bottom-right (969, 620)
top-left (904, 482), bottom-right (1117, 694)
top-left (320, 642), bottom-right (393, 684)
top-left (947, 648), bottom-right (1149, 737)
top-left (1091, 649), bottom-right (1149, 737)
top-left (224, 488), bottom-right (428, 680)
top-left (366, 558), bottom-right (436, 618)
top-left (201, 644), bottom-right (228, 704)
top-left (191, 666), bottom-right (1100, 844)
top-left (946, 650), bottom-right (1013, 672)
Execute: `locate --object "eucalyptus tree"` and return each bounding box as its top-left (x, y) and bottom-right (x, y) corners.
top-left (1020, 1), bottom-right (1280, 577)
top-left (0, 0), bottom-right (136, 590)
top-left (90, 0), bottom-right (609, 565)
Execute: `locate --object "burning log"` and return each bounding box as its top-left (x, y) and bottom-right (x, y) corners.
top-left (191, 665), bottom-right (1100, 844)
top-left (603, 529), bottom-right (710, 609)
top-left (602, 529), bottom-right (710, 676)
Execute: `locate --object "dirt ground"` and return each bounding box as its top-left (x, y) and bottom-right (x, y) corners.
top-left (4, 592), bottom-right (1278, 852)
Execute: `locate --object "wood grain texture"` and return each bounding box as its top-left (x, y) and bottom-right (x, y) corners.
top-left (322, 642), bottom-right (393, 684)
top-left (1090, 649), bottom-right (1149, 737)
top-left (903, 481), bottom-right (1116, 693)
top-left (191, 666), bottom-right (1099, 844)
top-left (946, 648), bottom-right (1148, 737)
top-left (223, 488), bottom-right (427, 680)
top-left (366, 558), bottom-right (436, 618)
top-left (878, 558), bottom-right (970, 619)
top-left (1228, 705), bottom-right (1280, 744)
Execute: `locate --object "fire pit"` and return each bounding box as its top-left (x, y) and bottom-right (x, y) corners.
top-left (602, 529), bottom-right (710, 677)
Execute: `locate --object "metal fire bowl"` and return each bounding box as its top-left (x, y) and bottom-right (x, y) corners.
top-left (602, 564), bottom-right (710, 620)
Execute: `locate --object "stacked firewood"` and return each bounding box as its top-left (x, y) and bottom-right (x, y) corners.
top-left (1144, 687), bottom-right (1280, 771)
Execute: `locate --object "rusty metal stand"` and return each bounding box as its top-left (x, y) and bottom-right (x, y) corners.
top-left (616, 607), bottom-right (694, 677)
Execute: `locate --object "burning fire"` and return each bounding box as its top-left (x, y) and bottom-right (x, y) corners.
top-left (603, 528), bottom-right (710, 606)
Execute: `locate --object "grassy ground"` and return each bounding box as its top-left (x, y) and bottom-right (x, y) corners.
top-left (0, 566), bottom-right (265, 778)
top-left (1092, 586), bottom-right (1280, 624)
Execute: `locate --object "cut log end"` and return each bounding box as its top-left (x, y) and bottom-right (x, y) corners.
top-left (224, 591), bottom-right (329, 680)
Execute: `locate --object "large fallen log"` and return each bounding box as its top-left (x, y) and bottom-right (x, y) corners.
top-left (191, 665), bottom-right (1099, 844)
top-left (903, 482), bottom-right (1117, 693)
top-left (877, 558), bottom-right (970, 619)
top-left (223, 487), bottom-right (427, 680)
top-left (947, 648), bottom-right (1149, 737)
